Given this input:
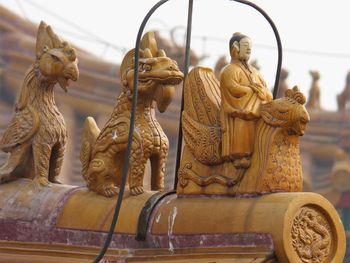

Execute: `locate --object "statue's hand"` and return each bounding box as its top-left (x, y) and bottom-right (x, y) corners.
top-left (231, 109), bottom-right (260, 120)
top-left (250, 83), bottom-right (268, 100)
top-left (231, 85), bottom-right (251, 99)
top-left (266, 90), bottom-right (273, 101)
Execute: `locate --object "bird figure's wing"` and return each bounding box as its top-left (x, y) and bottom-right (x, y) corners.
top-left (0, 106), bottom-right (40, 152)
top-left (182, 67), bottom-right (222, 165)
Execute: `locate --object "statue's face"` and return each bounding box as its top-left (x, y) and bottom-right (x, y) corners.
top-left (238, 37), bottom-right (252, 61)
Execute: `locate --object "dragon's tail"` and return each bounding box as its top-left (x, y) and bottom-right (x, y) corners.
top-left (80, 117), bottom-right (100, 181)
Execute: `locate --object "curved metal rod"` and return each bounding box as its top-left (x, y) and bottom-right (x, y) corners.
top-left (230, 0), bottom-right (283, 99)
top-left (93, 1), bottom-right (169, 261)
top-left (174, 0), bottom-right (194, 188)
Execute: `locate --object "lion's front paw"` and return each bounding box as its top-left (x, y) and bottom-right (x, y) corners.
top-left (36, 176), bottom-right (51, 186)
top-left (130, 186), bottom-right (144, 196)
top-left (98, 184), bottom-right (119, 198)
top-left (50, 177), bottom-right (62, 184)
top-left (31, 176), bottom-right (51, 191)
top-left (0, 174), bottom-right (12, 184)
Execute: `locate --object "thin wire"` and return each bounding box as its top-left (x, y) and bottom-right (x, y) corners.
top-left (100, 44), bottom-right (111, 58)
top-left (22, 0), bottom-right (126, 53)
top-left (170, 31), bottom-right (350, 59)
top-left (272, 47), bottom-right (350, 59)
top-left (92, 1), bottom-right (169, 262)
top-left (16, 0), bottom-right (350, 60)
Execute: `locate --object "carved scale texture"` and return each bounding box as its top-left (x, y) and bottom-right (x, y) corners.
top-left (85, 90), bottom-right (169, 195)
top-left (92, 92), bottom-right (130, 156)
top-left (258, 129), bottom-right (302, 192)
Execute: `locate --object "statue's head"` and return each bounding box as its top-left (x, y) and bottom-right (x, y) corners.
top-left (260, 86), bottom-right (310, 136)
top-left (280, 68), bottom-right (289, 80)
top-left (309, 70), bottom-right (320, 81)
top-left (35, 21), bottom-right (79, 92)
top-left (120, 32), bottom-right (184, 112)
top-left (229, 32), bottom-right (252, 62)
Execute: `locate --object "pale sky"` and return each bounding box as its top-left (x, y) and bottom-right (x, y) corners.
top-left (1, 0), bottom-right (350, 110)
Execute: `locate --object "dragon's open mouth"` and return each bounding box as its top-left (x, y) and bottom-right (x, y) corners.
top-left (145, 76), bottom-right (183, 85)
top-left (139, 73), bottom-right (184, 86)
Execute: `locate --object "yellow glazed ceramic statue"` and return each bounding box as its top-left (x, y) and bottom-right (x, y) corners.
top-left (306, 70), bottom-right (321, 110)
top-left (0, 19), bottom-right (345, 263)
top-left (178, 32), bottom-right (310, 195)
top-left (0, 21), bottom-right (79, 186)
top-left (337, 71), bottom-right (350, 111)
top-left (80, 32), bottom-right (184, 197)
top-left (220, 32), bottom-right (273, 168)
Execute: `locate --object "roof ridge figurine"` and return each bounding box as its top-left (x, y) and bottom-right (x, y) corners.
top-left (337, 71), bottom-right (350, 111)
top-left (80, 31), bottom-right (184, 197)
top-left (306, 70), bottom-right (322, 110)
top-left (0, 19), bottom-right (345, 263)
top-left (177, 32), bottom-right (310, 195)
top-left (0, 21), bottom-right (79, 186)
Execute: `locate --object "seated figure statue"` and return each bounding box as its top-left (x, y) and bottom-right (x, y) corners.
top-left (178, 32), bottom-right (309, 196)
top-left (220, 32), bottom-right (272, 168)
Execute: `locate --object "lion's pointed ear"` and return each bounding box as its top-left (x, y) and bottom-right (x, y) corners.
top-left (46, 25), bottom-right (63, 48)
top-left (36, 21), bottom-right (53, 59)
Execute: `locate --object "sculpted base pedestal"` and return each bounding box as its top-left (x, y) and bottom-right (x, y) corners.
top-left (0, 179), bottom-right (345, 262)
top-left (153, 192), bottom-right (345, 263)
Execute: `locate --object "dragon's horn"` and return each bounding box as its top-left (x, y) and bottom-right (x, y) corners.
top-left (143, 48), bottom-right (153, 58)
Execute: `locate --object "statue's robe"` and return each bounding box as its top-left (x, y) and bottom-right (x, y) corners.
top-left (219, 60), bottom-right (272, 161)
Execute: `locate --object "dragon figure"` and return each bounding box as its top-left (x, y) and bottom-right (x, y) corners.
top-left (0, 21), bottom-right (79, 186)
top-left (292, 208), bottom-right (331, 263)
top-left (80, 32), bottom-right (184, 197)
top-left (177, 67), bottom-right (310, 195)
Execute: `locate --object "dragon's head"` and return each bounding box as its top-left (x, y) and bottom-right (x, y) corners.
top-left (120, 32), bottom-right (184, 112)
top-left (260, 86), bottom-right (310, 136)
top-left (35, 21), bottom-right (79, 92)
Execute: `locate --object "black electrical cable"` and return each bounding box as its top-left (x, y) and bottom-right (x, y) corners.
top-left (230, 0), bottom-right (283, 99)
top-left (92, 0), bottom-right (169, 262)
